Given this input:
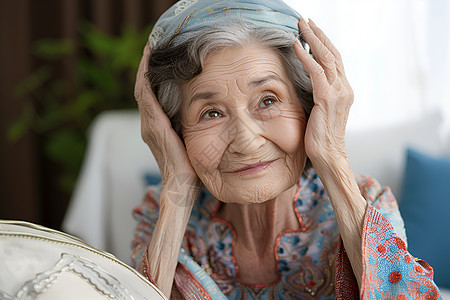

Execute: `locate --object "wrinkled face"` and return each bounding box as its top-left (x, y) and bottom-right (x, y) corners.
top-left (181, 44), bottom-right (307, 204)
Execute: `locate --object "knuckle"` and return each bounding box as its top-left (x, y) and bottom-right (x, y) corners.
top-left (336, 63), bottom-right (346, 74)
top-left (133, 90), bottom-right (140, 101)
top-left (337, 87), bottom-right (354, 105)
top-left (141, 129), bottom-right (151, 144)
top-left (326, 75), bottom-right (336, 85)
top-left (348, 90), bottom-right (355, 105)
top-left (312, 66), bottom-right (326, 77)
top-left (300, 27), bottom-right (315, 39)
top-left (323, 51), bottom-right (335, 64)
top-left (348, 86), bottom-right (354, 97)
top-left (140, 131), bottom-right (147, 141)
top-left (329, 45), bottom-right (342, 60)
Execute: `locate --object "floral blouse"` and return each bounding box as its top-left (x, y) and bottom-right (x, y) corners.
top-left (131, 169), bottom-right (441, 299)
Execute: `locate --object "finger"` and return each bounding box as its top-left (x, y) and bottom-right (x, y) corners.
top-left (134, 44), bottom-right (168, 123)
top-left (294, 38), bottom-right (329, 95)
top-left (138, 85), bottom-right (168, 127)
top-left (298, 17), bottom-right (337, 84)
top-left (135, 43), bottom-right (151, 96)
top-left (308, 19), bottom-right (346, 76)
top-left (134, 44), bottom-right (158, 109)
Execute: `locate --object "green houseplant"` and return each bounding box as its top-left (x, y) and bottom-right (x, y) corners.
top-left (9, 23), bottom-right (152, 192)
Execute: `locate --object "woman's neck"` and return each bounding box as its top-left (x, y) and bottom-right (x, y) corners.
top-left (215, 183), bottom-right (301, 284)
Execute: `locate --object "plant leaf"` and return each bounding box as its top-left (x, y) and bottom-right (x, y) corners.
top-left (67, 90), bottom-right (101, 118)
top-left (33, 39), bottom-right (75, 60)
top-left (7, 103), bottom-right (34, 142)
top-left (13, 67), bottom-right (52, 98)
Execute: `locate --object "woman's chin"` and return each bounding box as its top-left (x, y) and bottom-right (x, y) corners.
top-left (209, 182), bottom-right (284, 204)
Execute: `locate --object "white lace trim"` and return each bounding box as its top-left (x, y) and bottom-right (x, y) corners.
top-left (149, 26), bottom-right (164, 49)
top-left (15, 253), bottom-right (133, 300)
top-left (174, 0), bottom-right (199, 16)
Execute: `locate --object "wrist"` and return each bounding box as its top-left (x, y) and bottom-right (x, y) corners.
top-left (310, 151), bottom-right (349, 177)
top-left (160, 186), bottom-right (199, 211)
top-left (161, 173), bottom-right (201, 208)
top-left (311, 154), bottom-right (363, 199)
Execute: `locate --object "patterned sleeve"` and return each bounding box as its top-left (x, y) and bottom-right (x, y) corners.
top-left (130, 186), bottom-right (161, 285)
top-left (335, 175), bottom-right (442, 299)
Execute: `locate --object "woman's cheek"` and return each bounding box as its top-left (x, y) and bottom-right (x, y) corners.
top-left (261, 109), bottom-right (306, 155)
top-left (183, 127), bottom-right (225, 175)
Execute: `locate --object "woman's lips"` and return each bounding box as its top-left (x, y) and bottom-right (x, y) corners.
top-left (232, 159), bottom-right (277, 175)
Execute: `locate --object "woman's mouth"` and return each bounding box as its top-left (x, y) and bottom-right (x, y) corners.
top-left (232, 159), bottom-right (278, 175)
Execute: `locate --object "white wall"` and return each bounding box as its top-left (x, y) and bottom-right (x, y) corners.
top-left (285, 0), bottom-right (450, 140)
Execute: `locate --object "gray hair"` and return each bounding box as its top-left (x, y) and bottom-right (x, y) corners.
top-left (147, 21), bottom-right (314, 136)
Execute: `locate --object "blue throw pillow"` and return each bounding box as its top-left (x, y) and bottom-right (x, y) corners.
top-left (143, 172), bottom-right (162, 186)
top-left (399, 148), bottom-right (450, 288)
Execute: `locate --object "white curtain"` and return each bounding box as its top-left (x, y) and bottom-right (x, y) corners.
top-left (285, 0), bottom-right (450, 138)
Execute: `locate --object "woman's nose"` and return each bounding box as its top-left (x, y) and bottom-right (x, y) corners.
top-left (225, 115), bottom-right (266, 154)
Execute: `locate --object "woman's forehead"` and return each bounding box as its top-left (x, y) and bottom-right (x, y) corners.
top-left (187, 46), bottom-right (287, 90)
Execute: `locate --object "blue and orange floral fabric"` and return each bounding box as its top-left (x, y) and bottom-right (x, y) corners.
top-left (131, 169), bottom-right (441, 299)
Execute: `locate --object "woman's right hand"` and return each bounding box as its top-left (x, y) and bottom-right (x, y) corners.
top-left (134, 44), bottom-right (200, 296)
top-left (134, 43), bottom-right (200, 203)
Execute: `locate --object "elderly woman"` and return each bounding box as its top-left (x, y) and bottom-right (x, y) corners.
top-left (131, 0), bottom-right (441, 299)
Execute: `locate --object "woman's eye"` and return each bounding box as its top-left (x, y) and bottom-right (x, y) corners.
top-left (259, 96), bottom-right (278, 108)
top-left (201, 109), bottom-right (222, 119)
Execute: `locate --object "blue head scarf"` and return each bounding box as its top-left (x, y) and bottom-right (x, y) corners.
top-left (149, 0), bottom-right (301, 49)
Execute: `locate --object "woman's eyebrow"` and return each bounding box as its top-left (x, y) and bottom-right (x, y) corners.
top-left (188, 91), bottom-right (218, 108)
top-left (248, 74), bottom-right (286, 87)
top-left (188, 75), bottom-right (284, 107)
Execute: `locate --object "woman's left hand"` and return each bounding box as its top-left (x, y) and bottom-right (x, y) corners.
top-left (295, 21), bottom-right (367, 286)
top-left (294, 17), bottom-right (353, 168)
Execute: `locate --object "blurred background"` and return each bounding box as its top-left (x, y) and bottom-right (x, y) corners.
top-left (0, 0), bottom-right (177, 230)
top-left (286, 0), bottom-right (450, 134)
top-left (1, 0), bottom-right (450, 290)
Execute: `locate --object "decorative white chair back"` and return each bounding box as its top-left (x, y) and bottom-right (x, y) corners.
top-left (0, 220), bottom-right (166, 300)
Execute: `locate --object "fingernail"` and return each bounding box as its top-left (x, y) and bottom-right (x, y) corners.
top-left (308, 18), bottom-right (316, 26)
top-left (298, 16), bottom-right (309, 28)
